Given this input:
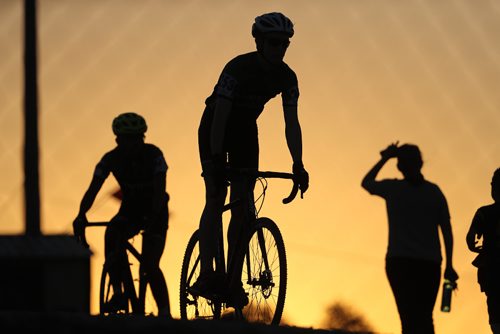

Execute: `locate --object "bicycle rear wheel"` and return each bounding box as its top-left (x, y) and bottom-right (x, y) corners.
top-left (241, 217), bottom-right (287, 325)
top-left (179, 230), bottom-right (222, 320)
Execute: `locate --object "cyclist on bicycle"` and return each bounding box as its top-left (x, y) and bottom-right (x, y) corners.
top-left (73, 112), bottom-right (171, 317)
top-left (193, 12), bottom-right (309, 308)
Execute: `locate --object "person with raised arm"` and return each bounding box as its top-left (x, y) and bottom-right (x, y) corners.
top-left (362, 142), bottom-right (458, 334)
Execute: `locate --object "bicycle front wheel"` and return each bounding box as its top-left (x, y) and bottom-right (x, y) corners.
top-left (100, 251), bottom-right (150, 315)
top-left (242, 217), bottom-right (287, 325)
top-left (99, 263), bottom-right (134, 315)
top-left (179, 230), bottom-right (222, 320)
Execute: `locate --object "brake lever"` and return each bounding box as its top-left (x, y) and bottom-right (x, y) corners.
top-left (282, 181), bottom-right (299, 204)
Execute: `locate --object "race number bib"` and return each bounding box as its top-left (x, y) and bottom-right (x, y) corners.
top-left (215, 72), bottom-right (238, 99)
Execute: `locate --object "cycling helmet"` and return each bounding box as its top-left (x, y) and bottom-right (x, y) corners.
top-left (112, 112), bottom-right (147, 135)
top-left (252, 12), bottom-right (294, 38)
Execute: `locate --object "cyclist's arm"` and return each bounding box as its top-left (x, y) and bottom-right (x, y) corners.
top-left (210, 97), bottom-right (232, 156)
top-left (283, 105), bottom-right (303, 164)
top-left (77, 175), bottom-right (105, 218)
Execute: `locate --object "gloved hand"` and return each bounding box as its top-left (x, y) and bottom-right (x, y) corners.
top-left (73, 216), bottom-right (89, 248)
top-left (293, 161), bottom-right (309, 195)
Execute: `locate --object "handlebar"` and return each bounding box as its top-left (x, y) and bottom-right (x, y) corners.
top-left (74, 170), bottom-right (302, 247)
top-left (227, 169), bottom-right (301, 204)
top-left (73, 220), bottom-right (108, 249)
top-left (85, 222), bottom-right (109, 227)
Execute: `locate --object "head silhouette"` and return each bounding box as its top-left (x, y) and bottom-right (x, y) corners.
top-left (112, 112), bottom-right (147, 136)
top-left (252, 12), bottom-right (294, 64)
top-left (491, 168), bottom-right (500, 203)
top-left (112, 112), bottom-right (147, 155)
top-left (397, 144), bottom-right (424, 182)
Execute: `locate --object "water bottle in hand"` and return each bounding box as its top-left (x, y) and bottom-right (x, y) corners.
top-left (441, 279), bottom-right (457, 312)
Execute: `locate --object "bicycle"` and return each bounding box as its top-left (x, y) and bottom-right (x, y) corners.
top-left (75, 221), bottom-right (162, 316)
top-left (179, 169), bottom-right (301, 325)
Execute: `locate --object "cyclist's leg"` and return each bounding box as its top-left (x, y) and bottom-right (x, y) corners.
top-left (198, 162), bottom-right (227, 279)
top-left (104, 215), bottom-right (131, 295)
top-left (227, 175), bottom-right (256, 280)
top-left (226, 134), bottom-right (258, 306)
top-left (141, 208), bottom-right (171, 317)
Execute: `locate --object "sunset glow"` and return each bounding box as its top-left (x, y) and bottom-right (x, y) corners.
top-left (1, 1), bottom-right (499, 333)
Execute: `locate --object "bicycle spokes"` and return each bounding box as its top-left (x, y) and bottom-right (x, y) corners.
top-left (180, 219), bottom-right (287, 325)
top-left (242, 218), bottom-right (287, 324)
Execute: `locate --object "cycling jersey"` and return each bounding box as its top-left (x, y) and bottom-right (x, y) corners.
top-left (94, 143), bottom-right (169, 217)
top-left (199, 51), bottom-right (299, 166)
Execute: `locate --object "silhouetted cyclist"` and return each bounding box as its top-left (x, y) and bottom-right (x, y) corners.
top-left (73, 112), bottom-right (171, 317)
top-left (362, 142), bottom-right (458, 334)
top-left (467, 168), bottom-right (500, 334)
top-left (192, 12), bottom-right (309, 308)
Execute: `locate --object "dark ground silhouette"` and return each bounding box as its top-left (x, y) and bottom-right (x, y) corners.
top-left (0, 311), bottom-right (375, 334)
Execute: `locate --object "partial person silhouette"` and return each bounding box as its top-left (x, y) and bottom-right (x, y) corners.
top-left (73, 112), bottom-right (171, 317)
top-left (467, 168), bottom-right (500, 334)
top-left (192, 12), bottom-right (309, 309)
top-left (361, 142), bottom-right (458, 334)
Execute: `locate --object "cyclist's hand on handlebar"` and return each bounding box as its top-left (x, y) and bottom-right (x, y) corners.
top-left (73, 216), bottom-right (89, 248)
top-left (293, 161), bottom-right (309, 196)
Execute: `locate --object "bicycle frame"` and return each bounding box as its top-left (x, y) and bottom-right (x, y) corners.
top-left (180, 169), bottom-right (298, 324)
top-left (225, 171), bottom-right (296, 298)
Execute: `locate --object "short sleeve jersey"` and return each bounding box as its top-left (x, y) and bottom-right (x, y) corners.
top-left (93, 143), bottom-right (168, 213)
top-left (363, 179), bottom-right (450, 263)
top-left (204, 51), bottom-right (299, 123)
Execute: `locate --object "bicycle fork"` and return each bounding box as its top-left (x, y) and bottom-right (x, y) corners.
top-left (246, 226), bottom-right (274, 295)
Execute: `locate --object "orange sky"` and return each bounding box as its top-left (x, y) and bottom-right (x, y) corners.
top-left (1, 1), bottom-right (500, 333)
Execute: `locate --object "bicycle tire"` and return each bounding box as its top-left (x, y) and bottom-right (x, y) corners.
top-left (241, 217), bottom-right (287, 325)
top-left (179, 230), bottom-right (222, 320)
top-left (99, 252), bottom-right (157, 315)
top-left (99, 263), bottom-right (133, 315)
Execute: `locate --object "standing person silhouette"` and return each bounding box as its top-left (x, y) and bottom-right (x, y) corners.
top-left (361, 142), bottom-right (459, 334)
top-left (73, 112), bottom-right (171, 317)
top-left (192, 12), bottom-right (309, 309)
top-left (467, 168), bottom-right (500, 333)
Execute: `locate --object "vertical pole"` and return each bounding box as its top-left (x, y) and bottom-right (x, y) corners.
top-left (24, 0), bottom-right (41, 236)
